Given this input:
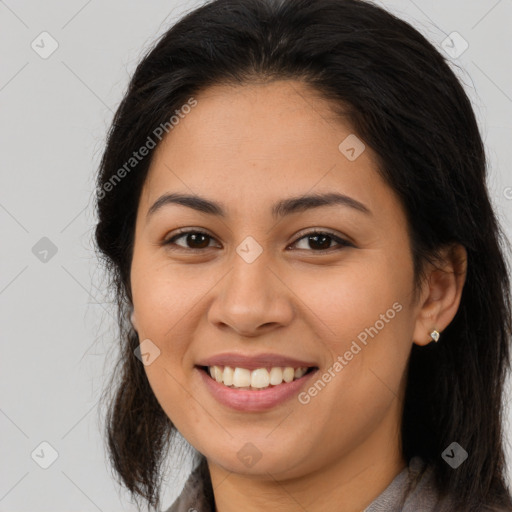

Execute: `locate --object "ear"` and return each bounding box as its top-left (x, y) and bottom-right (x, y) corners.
top-left (130, 309), bottom-right (138, 332)
top-left (412, 243), bottom-right (467, 346)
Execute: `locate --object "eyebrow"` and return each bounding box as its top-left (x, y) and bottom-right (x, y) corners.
top-left (146, 191), bottom-right (372, 222)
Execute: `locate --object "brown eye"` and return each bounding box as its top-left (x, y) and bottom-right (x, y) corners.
top-left (291, 231), bottom-right (353, 252)
top-left (164, 230), bottom-right (218, 250)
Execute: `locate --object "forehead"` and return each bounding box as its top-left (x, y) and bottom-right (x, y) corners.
top-left (140, 80), bottom-right (396, 220)
top-left (155, 80), bottom-right (350, 163)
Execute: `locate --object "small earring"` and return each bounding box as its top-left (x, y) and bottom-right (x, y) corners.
top-left (430, 330), bottom-right (440, 342)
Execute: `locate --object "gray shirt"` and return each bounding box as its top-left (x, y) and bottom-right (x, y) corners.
top-left (164, 455), bottom-right (456, 511)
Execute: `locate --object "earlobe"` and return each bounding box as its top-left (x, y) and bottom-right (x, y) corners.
top-left (412, 244), bottom-right (467, 347)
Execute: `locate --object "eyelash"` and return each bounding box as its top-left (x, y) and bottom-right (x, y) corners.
top-left (162, 228), bottom-right (354, 253)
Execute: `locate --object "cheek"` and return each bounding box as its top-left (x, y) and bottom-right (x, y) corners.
top-left (130, 251), bottom-right (204, 345)
top-left (291, 262), bottom-right (411, 458)
top-left (290, 251), bottom-right (411, 341)
top-left (288, 251), bottom-right (413, 398)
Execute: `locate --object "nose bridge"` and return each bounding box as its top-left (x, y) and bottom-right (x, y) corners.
top-left (229, 245), bottom-right (272, 303)
top-left (208, 241), bottom-right (294, 335)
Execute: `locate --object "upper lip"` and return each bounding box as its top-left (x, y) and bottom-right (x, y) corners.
top-left (196, 352), bottom-right (318, 371)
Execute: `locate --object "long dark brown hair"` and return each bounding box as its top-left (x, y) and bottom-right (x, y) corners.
top-left (93, 0), bottom-right (512, 510)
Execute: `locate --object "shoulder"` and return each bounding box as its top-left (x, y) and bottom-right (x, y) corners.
top-left (401, 457), bottom-right (455, 512)
top-left (404, 458), bottom-right (512, 512)
top-left (163, 457), bottom-right (214, 512)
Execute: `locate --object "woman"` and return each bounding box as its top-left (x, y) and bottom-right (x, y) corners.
top-left (94, 0), bottom-right (512, 510)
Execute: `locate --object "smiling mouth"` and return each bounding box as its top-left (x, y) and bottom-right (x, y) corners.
top-left (197, 365), bottom-right (318, 390)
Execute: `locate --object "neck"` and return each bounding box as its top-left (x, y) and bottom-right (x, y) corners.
top-left (207, 408), bottom-right (406, 512)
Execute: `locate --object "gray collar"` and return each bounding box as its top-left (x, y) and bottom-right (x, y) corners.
top-left (164, 455), bottom-right (455, 512)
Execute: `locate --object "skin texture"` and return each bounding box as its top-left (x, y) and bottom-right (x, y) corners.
top-left (130, 80), bottom-right (467, 512)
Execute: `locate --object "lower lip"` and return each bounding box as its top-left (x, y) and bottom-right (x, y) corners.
top-left (196, 366), bottom-right (319, 412)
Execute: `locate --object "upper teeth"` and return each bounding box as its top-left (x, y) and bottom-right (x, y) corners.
top-left (208, 366), bottom-right (309, 389)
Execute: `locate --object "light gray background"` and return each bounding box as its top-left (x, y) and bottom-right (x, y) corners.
top-left (1, 0), bottom-right (512, 511)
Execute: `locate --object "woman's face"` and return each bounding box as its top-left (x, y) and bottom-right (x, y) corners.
top-left (130, 80), bottom-right (424, 479)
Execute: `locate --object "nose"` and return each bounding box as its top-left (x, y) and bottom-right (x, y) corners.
top-left (207, 250), bottom-right (295, 337)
